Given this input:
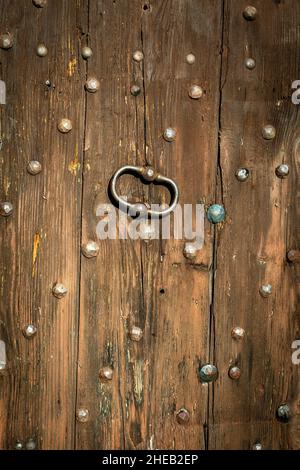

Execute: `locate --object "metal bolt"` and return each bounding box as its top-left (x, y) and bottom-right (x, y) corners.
top-left (199, 364), bottom-right (218, 383)
top-left (58, 118), bottom-right (72, 133)
top-left (245, 57), bottom-right (256, 70)
top-left (81, 46), bottom-right (93, 59)
top-left (275, 164), bottom-right (289, 178)
top-left (287, 250), bottom-right (300, 263)
top-left (176, 408), bottom-right (190, 424)
top-left (36, 43), bottom-right (48, 57)
top-left (243, 5), bottom-right (257, 20)
top-left (25, 438), bottom-right (36, 450)
top-left (33, 0), bottom-right (47, 6)
top-left (186, 53), bottom-right (195, 65)
top-left (183, 243), bottom-right (197, 260)
top-left (228, 365), bottom-right (241, 380)
top-left (85, 77), bottom-right (100, 93)
top-left (259, 284), bottom-right (272, 298)
top-left (52, 283), bottom-right (68, 299)
top-left (262, 124), bottom-right (276, 140)
top-left (0, 201), bottom-right (13, 217)
top-left (253, 442), bottom-right (262, 450)
top-left (130, 326), bottom-right (143, 342)
top-left (99, 366), bottom-right (113, 381)
top-left (163, 127), bottom-right (177, 142)
top-left (276, 403), bottom-right (291, 423)
top-left (15, 441), bottom-right (23, 450)
top-left (235, 168), bottom-right (249, 182)
top-left (23, 324), bottom-right (37, 339)
top-left (207, 204), bottom-right (225, 224)
top-left (130, 84), bottom-right (141, 96)
top-left (188, 85), bottom-right (203, 99)
top-left (27, 160), bottom-right (42, 175)
top-left (0, 33), bottom-right (13, 50)
top-left (142, 166), bottom-right (156, 182)
top-left (231, 326), bottom-right (245, 341)
top-left (81, 240), bottom-right (100, 258)
top-left (77, 408), bottom-right (89, 423)
top-left (133, 50), bottom-right (144, 62)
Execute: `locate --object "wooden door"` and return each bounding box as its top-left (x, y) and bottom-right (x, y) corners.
top-left (0, 0), bottom-right (299, 450)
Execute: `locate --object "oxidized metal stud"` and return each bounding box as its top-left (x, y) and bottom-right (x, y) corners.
top-left (52, 283), bottom-right (68, 299)
top-left (183, 243), bottom-right (197, 260)
top-left (163, 127), bottom-right (177, 142)
top-left (133, 50), bottom-right (144, 62)
top-left (0, 202), bottom-right (13, 217)
top-left (253, 442), bottom-right (262, 450)
top-left (130, 326), bottom-right (143, 342)
top-left (199, 364), bottom-right (218, 383)
top-left (287, 250), bottom-right (300, 263)
top-left (130, 84), bottom-right (141, 96)
top-left (228, 365), bottom-right (241, 380)
top-left (99, 366), bottom-right (113, 381)
top-left (176, 408), bottom-right (190, 425)
top-left (23, 324), bottom-right (37, 339)
top-left (76, 408), bottom-right (89, 423)
top-left (245, 58), bottom-right (256, 70)
top-left (33, 0), bottom-right (47, 6)
top-left (276, 403), bottom-right (291, 423)
top-left (58, 118), bottom-right (72, 133)
top-left (36, 43), bottom-right (48, 57)
top-left (188, 85), bottom-right (203, 100)
top-left (262, 124), bottom-right (276, 140)
top-left (142, 166), bottom-right (156, 181)
top-left (27, 160), bottom-right (42, 175)
top-left (85, 77), bottom-right (100, 93)
top-left (81, 46), bottom-right (93, 59)
top-left (275, 164), bottom-right (289, 178)
top-left (235, 168), bottom-right (249, 182)
top-left (0, 33), bottom-right (13, 49)
top-left (81, 240), bottom-right (100, 258)
top-left (207, 204), bottom-right (225, 224)
top-left (231, 326), bottom-right (245, 341)
top-left (186, 53), bottom-right (195, 65)
top-left (259, 284), bottom-right (272, 298)
top-left (15, 441), bottom-right (23, 450)
top-left (243, 5), bottom-right (257, 20)
top-left (25, 439), bottom-right (36, 450)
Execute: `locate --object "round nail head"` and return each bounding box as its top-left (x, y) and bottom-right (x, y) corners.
top-left (188, 85), bottom-right (203, 99)
top-left (52, 283), bottom-right (68, 299)
top-left (82, 240), bottom-right (100, 258)
top-left (183, 243), bottom-right (197, 260)
top-left (228, 366), bottom-right (241, 380)
top-left (85, 77), bottom-right (100, 93)
top-left (0, 202), bottom-right (13, 217)
top-left (133, 50), bottom-right (144, 62)
top-left (36, 43), bottom-right (48, 57)
top-left (176, 408), bottom-right (190, 424)
top-left (77, 408), bottom-right (89, 423)
top-left (199, 364), bottom-right (218, 383)
top-left (25, 439), bottom-right (36, 450)
top-left (235, 168), bottom-right (249, 182)
top-left (231, 326), bottom-right (245, 341)
top-left (99, 366), bottom-right (113, 381)
top-left (276, 164), bottom-right (289, 178)
top-left (130, 84), bottom-right (141, 96)
top-left (142, 166), bottom-right (156, 182)
top-left (81, 46), bottom-right (93, 59)
top-left (33, 0), bottom-right (47, 6)
top-left (23, 324), bottom-right (37, 339)
top-left (27, 160), bottom-right (42, 175)
top-left (58, 118), bottom-right (72, 133)
top-left (243, 5), bottom-right (257, 20)
top-left (276, 403), bottom-right (291, 423)
top-left (130, 326), bottom-right (143, 342)
top-left (163, 127), bottom-right (177, 142)
top-left (253, 442), bottom-right (262, 450)
top-left (262, 125), bottom-right (276, 140)
top-left (245, 58), bottom-right (256, 70)
top-left (207, 204), bottom-right (226, 224)
top-left (0, 33), bottom-right (13, 49)
top-left (15, 441), bottom-right (23, 450)
top-left (259, 284), bottom-right (272, 298)
top-left (186, 53), bottom-right (196, 65)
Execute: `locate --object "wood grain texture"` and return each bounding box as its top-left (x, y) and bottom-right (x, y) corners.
top-left (0, 0), bottom-right (87, 449)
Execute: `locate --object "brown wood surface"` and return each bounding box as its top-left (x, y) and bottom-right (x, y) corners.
top-left (0, 0), bottom-right (299, 450)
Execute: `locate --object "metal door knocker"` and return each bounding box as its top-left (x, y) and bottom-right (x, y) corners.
top-left (109, 165), bottom-right (179, 217)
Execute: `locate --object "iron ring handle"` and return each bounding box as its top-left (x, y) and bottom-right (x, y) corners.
top-left (109, 165), bottom-right (179, 217)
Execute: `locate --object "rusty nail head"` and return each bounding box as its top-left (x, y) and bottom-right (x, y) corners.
top-left (228, 366), bottom-right (241, 380)
top-left (0, 202), bottom-right (13, 217)
top-left (99, 366), bottom-right (113, 381)
top-left (176, 408), bottom-right (190, 424)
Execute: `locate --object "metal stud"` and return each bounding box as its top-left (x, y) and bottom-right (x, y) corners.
top-left (231, 326), bottom-right (245, 341)
top-left (176, 408), bottom-right (190, 425)
top-left (243, 5), bottom-right (257, 20)
top-left (0, 201), bottom-right (13, 217)
top-left (76, 408), bottom-right (89, 423)
top-left (228, 365), bottom-right (241, 380)
top-left (186, 53), bottom-right (195, 65)
top-left (163, 127), bottom-right (177, 142)
top-left (58, 118), bottom-right (72, 133)
top-left (130, 84), bottom-right (141, 96)
top-left (287, 250), bottom-right (300, 263)
top-left (0, 33), bottom-right (13, 50)
top-left (142, 166), bottom-right (156, 182)
top-left (15, 441), bottom-right (23, 450)
top-left (99, 366), bottom-right (113, 381)
top-left (276, 403), bottom-right (291, 423)
top-left (23, 324), bottom-right (37, 339)
top-left (81, 240), bottom-right (100, 258)
top-left (207, 204), bottom-right (225, 224)
top-left (253, 442), bottom-right (262, 450)
top-left (259, 284), bottom-right (272, 298)
top-left (130, 326), bottom-right (143, 342)
top-left (81, 46), bottom-right (93, 60)
top-left (245, 58), bottom-right (256, 70)
top-left (25, 438), bottom-right (36, 450)
top-left (85, 77), bottom-right (100, 93)
top-left (133, 50), bottom-right (144, 62)
top-left (262, 124), bottom-right (276, 140)
top-left (52, 283), bottom-right (68, 299)
top-left (36, 43), bottom-right (48, 57)
top-left (275, 164), bottom-right (289, 178)
top-left (183, 243), bottom-right (197, 260)
top-left (27, 160), bottom-right (42, 175)
top-left (235, 168), bottom-right (249, 182)
top-left (188, 85), bottom-right (203, 100)
top-left (199, 364), bottom-right (218, 383)
top-left (33, 0), bottom-right (47, 6)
